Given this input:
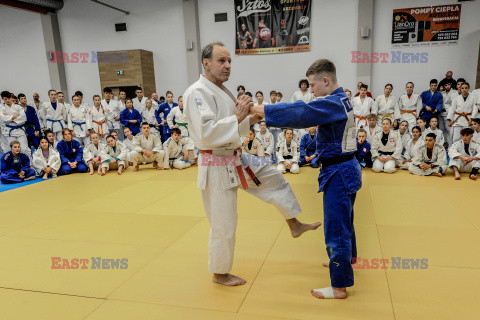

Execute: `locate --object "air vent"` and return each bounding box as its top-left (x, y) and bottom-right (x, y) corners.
top-left (214, 13), bottom-right (227, 22)
top-left (115, 23), bottom-right (127, 32)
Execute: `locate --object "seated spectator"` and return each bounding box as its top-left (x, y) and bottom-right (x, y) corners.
top-left (472, 118), bottom-right (480, 143)
top-left (299, 126), bottom-right (319, 168)
top-left (371, 118), bottom-right (402, 173)
top-left (424, 117), bottom-right (445, 146)
top-left (448, 128), bottom-right (480, 180)
top-left (83, 132), bottom-right (105, 175)
top-left (56, 128), bottom-right (88, 175)
top-left (408, 133), bottom-right (447, 177)
top-left (1, 140), bottom-right (36, 183)
top-left (276, 129), bottom-right (300, 174)
top-left (44, 129), bottom-right (58, 148)
top-left (32, 137), bottom-right (61, 179)
top-left (100, 135), bottom-right (127, 175)
top-left (163, 128), bottom-right (196, 170)
top-left (397, 120), bottom-right (412, 165)
top-left (241, 128), bottom-right (265, 157)
top-left (400, 126), bottom-right (425, 170)
top-left (110, 130), bottom-right (119, 141)
top-left (130, 122), bottom-right (165, 171)
top-left (416, 118), bottom-right (427, 137)
top-left (356, 129), bottom-right (372, 168)
top-left (122, 127), bottom-right (135, 165)
top-left (366, 113), bottom-right (381, 144)
top-left (257, 121), bottom-right (274, 158)
top-left (120, 98), bottom-right (142, 135)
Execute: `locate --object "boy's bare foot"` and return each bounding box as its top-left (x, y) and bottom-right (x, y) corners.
top-left (133, 166), bottom-right (139, 172)
top-left (42, 173), bottom-right (48, 180)
top-left (117, 170), bottom-right (122, 175)
top-left (212, 273), bottom-right (246, 286)
top-left (52, 174), bottom-right (57, 178)
top-left (287, 218), bottom-right (322, 238)
top-left (24, 176), bottom-right (35, 181)
top-left (311, 287), bottom-right (347, 299)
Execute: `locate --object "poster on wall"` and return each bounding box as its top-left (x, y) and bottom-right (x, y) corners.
top-left (392, 4), bottom-right (461, 48)
top-left (234, 0), bottom-right (311, 55)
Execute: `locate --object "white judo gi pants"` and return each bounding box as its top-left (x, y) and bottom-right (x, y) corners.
top-left (450, 158), bottom-right (480, 172)
top-left (439, 112), bottom-right (452, 146)
top-left (201, 152), bottom-right (301, 274)
top-left (277, 160), bottom-right (300, 174)
top-left (130, 150), bottom-right (165, 167)
top-left (408, 163), bottom-right (448, 176)
top-left (372, 159), bottom-right (396, 173)
top-left (168, 152), bottom-right (196, 170)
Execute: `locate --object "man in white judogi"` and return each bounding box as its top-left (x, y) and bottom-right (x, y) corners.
top-left (184, 42), bottom-right (321, 287)
top-left (41, 90), bottom-right (67, 141)
top-left (68, 95), bottom-right (89, 146)
top-left (0, 91), bottom-right (31, 160)
top-left (132, 87), bottom-right (147, 114)
top-left (130, 122), bottom-right (165, 171)
top-left (352, 84), bottom-right (375, 129)
top-left (102, 87), bottom-right (123, 139)
top-left (398, 82), bottom-right (422, 132)
top-left (448, 127), bottom-right (480, 180)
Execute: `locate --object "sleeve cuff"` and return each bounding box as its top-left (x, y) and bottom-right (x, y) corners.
top-left (238, 116), bottom-right (251, 137)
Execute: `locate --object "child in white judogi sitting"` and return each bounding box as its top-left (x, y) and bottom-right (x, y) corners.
top-left (276, 128), bottom-right (300, 174)
top-left (448, 127), bottom-right (480, 180)
top-left (408, 132), bottom-right (448, 177)
top-left (100, 134), bottom-right (127, 175)
top-left (83, 132), bottom-right (105, 175)
top-left (241, 128), bottom-right (265, 157)
top-left (130, 122), bottom-right (165, 171)
top-left (424, 117), bottom-right (445, 146)
top-left (32, 137), bottom-right (61, 179)
top-left (371, 118), bottom-right (403, 173)
top-left (162, 128), bottom-right (196, 170)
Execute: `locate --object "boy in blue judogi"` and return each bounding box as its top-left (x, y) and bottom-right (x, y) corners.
top-left (299, 126), bottom-right (319, 168)
top-left (18, 93), bottom-right (41, 149)
top-left (1, 141), bottom-right (35, 183)
top-left (420, 79), bottom-right (443, 124)
top-left (252, 59), bottom-right (361, 300)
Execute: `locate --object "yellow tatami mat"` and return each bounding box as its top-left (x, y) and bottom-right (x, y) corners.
top-left (0, 165), bottom-right (478, 319)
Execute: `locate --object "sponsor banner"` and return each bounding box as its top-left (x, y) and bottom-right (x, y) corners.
top-left (235, 0), bottom-right (311, 55)
top-left (392, 4), bottom-right (461, 48)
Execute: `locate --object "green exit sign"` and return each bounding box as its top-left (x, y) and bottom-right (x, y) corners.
top-left (116, 70), bottom-right (124, 75)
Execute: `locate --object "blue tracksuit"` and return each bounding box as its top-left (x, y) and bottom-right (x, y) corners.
top-left (420, 90), bottom-right (443, 123)
top-left (56, 139), bottom-right (88, 175)
top-left (120, 108), bottom-right (143, 135)
top-left (265, 87), bottom-right (362, 288)
top-left (155, 102), bottom-right (177, 142)
top-left (1, 151), bottom-right (35, 183)
top-left (356, 140), bottom-right (372, 168)
top-left (24, 105), bottom-right (41, 149)
top-left (299, 132), bottom-right (319, 167)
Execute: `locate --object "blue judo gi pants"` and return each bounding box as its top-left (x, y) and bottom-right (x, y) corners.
top-left (323, 172), bottom-right (357, 288)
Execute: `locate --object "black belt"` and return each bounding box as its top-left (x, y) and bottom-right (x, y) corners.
top-left (319, 153), bottom-right (355, 167)
top-left (283, 155), bottom-right (293, 160)
top-left (379, 151), bottom-right (394, 156)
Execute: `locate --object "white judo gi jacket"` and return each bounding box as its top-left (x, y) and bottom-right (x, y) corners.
top-left (32, 146), bottom-right (61, 175)
top-left (67, 105), bottom-right (88, 138)
top-left (102, 99), bottom-right (122, 130)
top-left (87, 105), bottom-right (109, 138)
top-left (41, 101), bottom-right (67, 133)
top-left (83, 141), bottom-right (106, 163)
top-left (352, 96), bottom-right (375, 128)
top-left (258, 130), bottom-right (275, 155)
top-left (167, 106), bottom-right (189, 137)
top-left (447, 94), bottom-right (478, 127)
top-left (398, 93), bottom-right (422, 127)
top-left (276, 139), bottom-right (300, 163)
top-left (183, 75), bottom-right (251, 190)
top-left (241, 136), bottom-right (265, 156)
top-left (371, 130), bottom-right (403, 160)
top-left (375, 95), bottom-right (400, 123)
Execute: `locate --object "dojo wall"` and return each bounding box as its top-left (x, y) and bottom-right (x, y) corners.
top-left (198, 0), bottom-right (359, 101)
top-left (371, 0), bottom-right (480, 99)
top-left (0, 6), bottom-right (51, 102)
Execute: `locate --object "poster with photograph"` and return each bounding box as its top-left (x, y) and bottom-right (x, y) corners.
top-left (235, 0), bottom-right (311, 55)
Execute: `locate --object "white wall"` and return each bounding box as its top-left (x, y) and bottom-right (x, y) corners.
top-left (371, 0), bottom-right (480, 99)
top-left (58, 0), bottom-right (188, 102)
top-left (198, 0), bottom-right (359, 101)
top-left (0, 6), bottom-right (51, 103)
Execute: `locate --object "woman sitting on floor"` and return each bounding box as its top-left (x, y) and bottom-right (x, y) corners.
top-left (32, 137), bottom-right (61, 179)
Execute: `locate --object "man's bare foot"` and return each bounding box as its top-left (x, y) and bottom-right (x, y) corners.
top-left (89, 170), bottom-right (94, 175)
top-left (287, 218), bottom-right (322, 238)
top-left (117, 170), bottom-right (122, 175)
top-left (133, 166), bottom-right (139, 172)
top-left (42, 174), bottom-right (48, 180)
top-left (24, 176), bottom-right (35, 181)
top-left (153, 161), bottom-right (159, 169)
top-left (52, 174), bottom-right (57, 178)
top-left (455, 173), bottom-right (461, 180)
top-left (433, 173), bottom-right (443, 177)
top-left (212, 273), bottom-right (246, 286)
top-left (311, 287), bottom-right (347, 299)
top-left (470, 174), bottom-right (477, 180)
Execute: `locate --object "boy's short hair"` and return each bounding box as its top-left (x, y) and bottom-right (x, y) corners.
top-left (425, 133), bottom-right (437, 140)
top-left (460, 127), bottom-right (474, 136)
top-left (366, 113), bottom-right (377, 121)
top-left (357, 128), bottom-right (367, 135)
top-left (471, 118), bottom-right (480, 125)
top-left (171, 128), bottom-right (181, 135)
top-left (270, 90), bottom-right (277, 96)
top-left (141, 122), bottom-right (150, 127)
